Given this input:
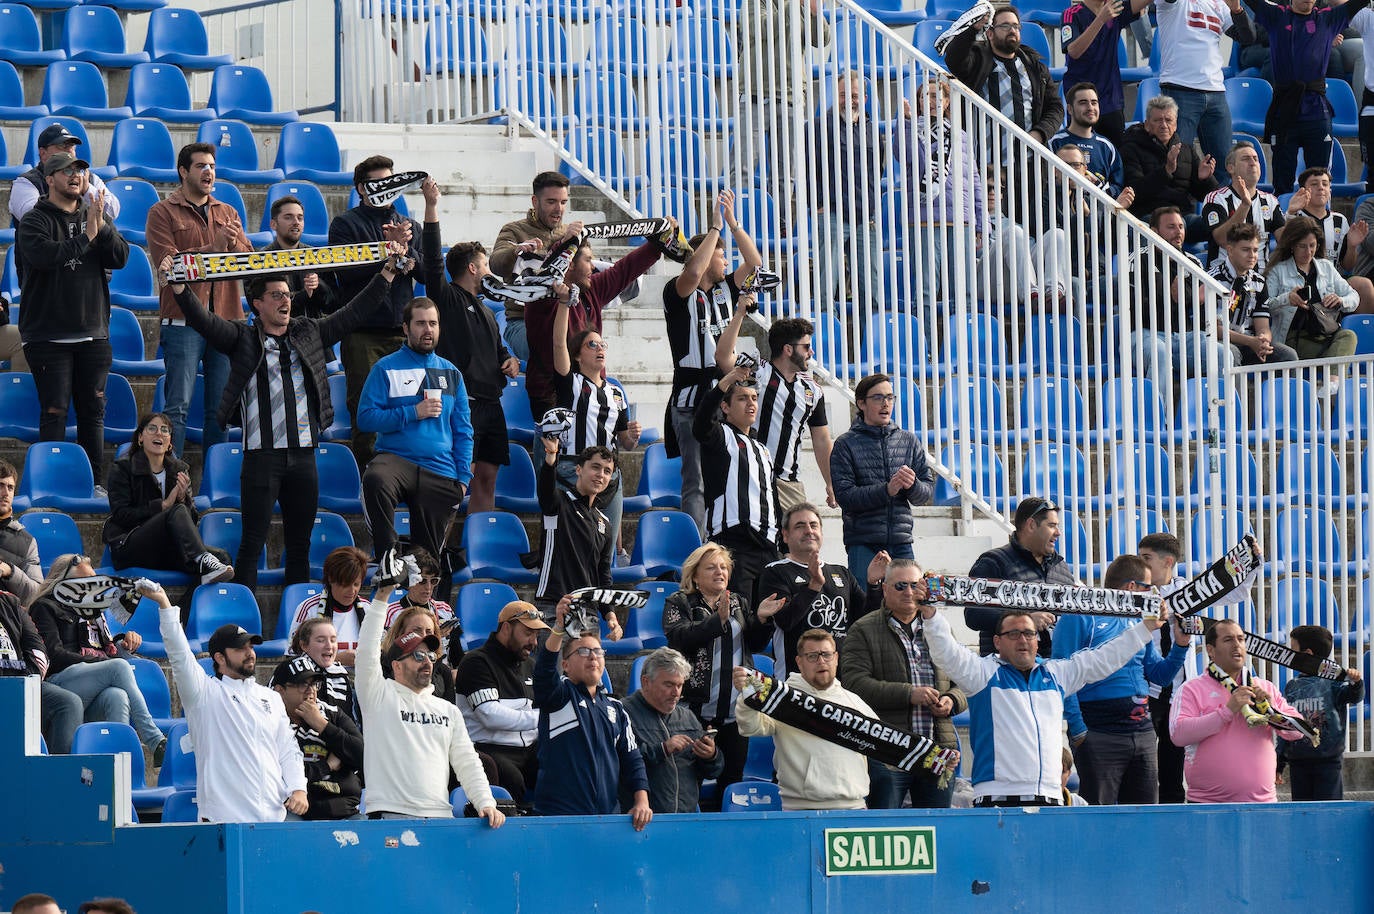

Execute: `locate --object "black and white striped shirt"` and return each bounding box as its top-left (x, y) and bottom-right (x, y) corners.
top-left (985, 56), bottom-right (1034, 133)
top-left (663, 275), bottom-right (739, 409)
top-left (753, 362), bottom-right (828, 483)
top-left (241, 333), bottom-right (314, 450)
top-left (554, 370), bottom-right (628, 454)
top-left (693, 384), bottom-right (779, 542)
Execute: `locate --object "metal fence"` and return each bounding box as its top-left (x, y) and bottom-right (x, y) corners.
top-left (199, 0), bottom-right (339, 116)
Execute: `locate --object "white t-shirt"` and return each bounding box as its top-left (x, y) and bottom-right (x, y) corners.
top-left (1156, 0), bottom-right (1237, 92)
top-left (1350, 8), bottom-right (1374, 96)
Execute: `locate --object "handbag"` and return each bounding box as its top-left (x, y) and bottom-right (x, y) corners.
top-left (1287, 298), bottom-right (1342, 346)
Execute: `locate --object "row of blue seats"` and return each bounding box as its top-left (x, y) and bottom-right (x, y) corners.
top-left (0, 114), bottom-right (352, 186)
top-left (2, 4), bottom-right (228, 71)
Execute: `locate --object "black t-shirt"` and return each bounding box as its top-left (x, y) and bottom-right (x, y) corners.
top-left (757, 558), bottom-right (875, 677)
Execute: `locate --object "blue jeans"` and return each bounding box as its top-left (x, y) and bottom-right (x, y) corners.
top-left (41, 679), bottom-right (84, 754)
top-left (670, 404), bottom-right (706, 535)
top-left (846, 542), bottom-right (914, 592)
top-left (161, 323), bottom-right (230, 457)
top-left (927, 224), bottom-right (980, 308)
top-left (1164, 85), bottom-right (1233, 186)
top-left (1270, 116), bottom-right (1332, 197)
top-left (503, 317), bottom-right (529, 362)
top-left (1132, 329), bottom-right (1234, 380)
top-left (555, 458), bottom-right (623, 566)
top-left (820, 212), bottom-right (884, 311)
top-left (49, 658), bottom-right (164, 749)
top-left (867, 757), bottom-right (954, 808)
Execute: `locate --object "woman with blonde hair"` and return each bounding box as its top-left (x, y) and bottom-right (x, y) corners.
top-left (381, 603), bottom-right (458, 704)
top-left (663, 542), bottom-right (783, 800)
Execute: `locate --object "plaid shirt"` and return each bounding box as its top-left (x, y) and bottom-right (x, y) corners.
top-left (889, 614), bottom-right (935, 738)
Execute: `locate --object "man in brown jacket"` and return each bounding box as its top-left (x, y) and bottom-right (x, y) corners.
top-left (145, 142), bottom-right (252, 456)
top-left (838, 557), bottom-right (966, 808)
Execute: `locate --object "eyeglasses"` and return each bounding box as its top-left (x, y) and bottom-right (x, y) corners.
top-left (887, 580), bottom-right (922, 591)
top-left (800, 650), bottom-right (836, 662)
top-left (584, 340), bottom-right (609, 351)
top-left (864, 393), bottom-right (896, 403)
top-left (144, 424), bottom-right (172, 435)
top-left (996, 629), bottom-right (1039, 641)
top-left (288, 680), bottom-right (319, 691)
top-left (573, 646), bottom-right (606, 659)
top-left (415, 576), bottom-right (442, 586)
top-left (1065, 161), bottom-right (1088, 170)
top-left (404, 650), bottom-right (438, 663)
top-left (990, 22), bottom-right (1021, 32)
top-left (57, 165), bottom-right (88, 177)
top-left (259, 290), bottom-right (291, 302)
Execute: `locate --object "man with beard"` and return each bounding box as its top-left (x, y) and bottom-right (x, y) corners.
top-left (270, 655), bottom-right (364, 820)
top-left (625, 647), bottom-right (721, 813)
top-left (357, 297), bottom-right (474, 579)
top-left (262, 195), bottom-right (335, 318)
top-left (1050, 83), bottom-right (1124, 195)
top-left (455, 601), bottom-right (548, 808)
top-left (155, 581), bottom-right (307, 822)
top-left (943, 5), bottom-right (1063, 147)
top-left (16, 150), bottom-right (129, 489)
top-left (757, 503), bottom-right (881, 676)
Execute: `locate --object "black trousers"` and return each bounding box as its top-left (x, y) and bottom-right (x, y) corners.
top-left (710, 526), bottom-right (779, 609)
top-left (362, 452), bottom-right (465, 562)
top-left (474, 742), bottom-right (539, 806)
top-left (25, 338), bottom-right (111, 485)
top-left (1150, 693), bottom-right (1186, 804)
top-left (110, 503), bottom-right (210, 571)
top-left (236, 448), bottom-right (318, 589)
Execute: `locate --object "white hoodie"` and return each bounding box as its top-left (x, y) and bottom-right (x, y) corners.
top-left (355, 598), bottom-right (495, 818)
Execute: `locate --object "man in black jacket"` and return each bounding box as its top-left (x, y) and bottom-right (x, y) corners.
top-left (964, 495), bottom-right (1075, 656)
top-left (1120, 95), bottom-right (1220, 239)
top-left (16, 151), bottom-right (129, 489)
top-left (421, 177), bottom-right (520, 515)
top-left (0, 459), bottom-right (42, 605)
top-left (328, 154), bottom-right (424, 468)
top-left (943, 5), bottom-right (1064, 147)
top-left (270, 655), bottom-right (365, 820)
top-left (161, 252), bottom-right (409, 588)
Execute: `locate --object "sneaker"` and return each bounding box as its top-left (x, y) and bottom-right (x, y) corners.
top-left (1319, 375), bottom-right (1342, 398)
top-left (195, 551), bottom-right (234, 585)
top-left (151, 736), bottom-right (167, 769)
top-left (94, 485), bottom-right (108, 499)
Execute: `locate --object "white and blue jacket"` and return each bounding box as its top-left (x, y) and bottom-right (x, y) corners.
top-left (923, 611), bottom-right (1151, 801)
top-left (356, 344), bottom-right (474, 485)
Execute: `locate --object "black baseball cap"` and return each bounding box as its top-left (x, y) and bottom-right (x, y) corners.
top-left (269, 655), bottom-right (325, 688)
top-left (38, 124), bottom-right (81, 148)
top-left (42, 151), bottom-right (90, 177)
top-left (206, 624), bottom-right (263, 657)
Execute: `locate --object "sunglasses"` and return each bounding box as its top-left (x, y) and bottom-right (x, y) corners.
top-left (1028, 499), bottom-right (1059, 519)
top-left (886, 580), bottom-right (921, 591)
top-left (403, 650), bottom-right (438, 663)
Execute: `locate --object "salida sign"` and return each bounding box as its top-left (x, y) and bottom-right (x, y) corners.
top-left (824, 826), bottom-right (936, 876)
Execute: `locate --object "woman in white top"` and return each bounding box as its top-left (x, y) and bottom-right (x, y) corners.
top-left (1264, 215), bottom-right (1359, 383)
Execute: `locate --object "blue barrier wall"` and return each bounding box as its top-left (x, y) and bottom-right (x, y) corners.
top-left (3, 679), bottom-right (1373, 913)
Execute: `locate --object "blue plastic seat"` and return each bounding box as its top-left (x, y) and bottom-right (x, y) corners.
top-left (0, 60), bottom-right (46, 118)
top-left (258, 582), bottom-right (324, 656)
top-left (630, 509), bottom-right (701, 578)
top-left (1327, 77), bottom-right (1358, 137)
top-left (493, 442), bottom-right (539, 513)
top-left (108, 244), bottom-right (160, 312)
top-left (587, 13), bottom-right (652, 75)
top-left (157, 722), bottom-right (197, 791)
top-left (321, 373), bottom-right (352, 441)
top-left (210, 179), bottom-right (251, 228)
top-left (500, 377), bottom-right (536, 444)
top-left (0, 5), bottom-right (65, 68)
top-left (42, 61), bottom-right (133, 121)
top-left (1345, 313), bottom-right (1374, 356)
top-left (858, 0), bottom-right (927, 24)
top-left (456, 581), bottom-right (520, 649)
top-left (864, 312), bottom-right (928, 374)
top-left (126, 62), bottom-right (215, 123)
top-left (638, 441), bottom-right (683, 509)
top-left (1106, 442), bottom-right (1179, 511)
top-left (559, 126), bottom-right (642, 194)
top-left (667, 14), bottom-right (737, 78)
top-left (576, 66), bottom-right (642, 131)
top-left (260, 182), bottom-right (331, 245)
top-left (629, 581), bottom-right (672, 649)
top-left (62, 6), bottom-right (150, 68)
top-left (127, 655), bottom-right (178, 733)
top-left (0, 126), bottom-right (23, 187)
top-left (722, 780), bottom-right (781, 811)
top-left (736, 188), bottom-right (791, 254)
top-left (187, 582), bottom-right (263, 650)
top-left (932, 443), bottom-right (1010, 511)
top-left (316, 443), bottom-right (362, 513)
top-left (493, 67), bottom-right (578, 131)
top-left (109, 180), bottom-right (161, 247)
top-left (197, 120), bottom-right (286, 184)
top-left (1018, 374), bottom-right (1096, 444)
top-left (18, 510), bottom-right (83, 574)
top-left (144, 8), bottom-right (233, 70)
top-left (660, 67), bottom-right (731, 132)
top-left (1118, 35), bottom-right (1151, 83)
top-left (1276, 441), bottom-right (1362, 511)
top-left (1225, 77), bottom-right (1272, 136)
top-left (13, 442), bottom-right (108, 513)
top-left (71, 722), bottom-right (174, 811)
top-left (1252, 376), bottom-right (1324, 441)
top-left (108, 117), bottom-right (178, 183)
top-left (1274, 506), bottom-right (1351, 575)
top-left (940, 376), bottom-right (1013, 444)
top-left (198, 443), bottom-right (245, 510)
top-left (161, 789), bottom-right (199, 821)
top-left (274, 122), bottom-right (352, 184)
top-left (1104, 508), bottom-right (1169, 563)
top-left (208, 64), bottom-right (298, 126)
top-left (1103, 376), bottom-right (1173, 443)
top-left (819, 14), bottom-right (899, 78)
top-left (1269, 575), bottom-right (1342, 641)
top-left (914, 20), bottom-right (952, 63)
top-left (198, 511), bottom-right (284, 586)
top-left (1132, 77), bottom-right (1162, 122)
top-left (100, 538), bottom-right (192, 589)
top-left (0, 373), bottom-right (39, 441)
top-left (1019, 442), bottom-right (1105, 511)
top-left (425, 14), bottom-right (495, 76)
top-left (66, 372), bottom-right (137, 444)
top-left (661, 126), bottom-right (720, 192)
top-left (513, 15), bottom-right (577, 74)
top-left (1188, 510), bottom-right (1256, 572)
top-left (89, 0), bottom-right (169, 14)
top-left (462, 512), bottom-right (538, 582)
top-left (1017, 313), bottom-right (1101, 379)
top-left (741, 733), bottom-right (775, 781)
top-left (109, 305), bottom-right (163, 376)
top-left (308, 511), bottom-right (355, 580)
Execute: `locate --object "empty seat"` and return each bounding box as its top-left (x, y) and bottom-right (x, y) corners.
top-left (196, 120), bottom-right (286, 184)
top-left (576, 65), bottom-right (642, 131)
top-left (210, 179), bottom-right (251, 228)
top-left (493, 442), bottom-right (539, 513)
top-left (630, 509), bottom-right (701, 578)
top-left (161, 789), bottom-right (199, 822)
top-left (315, 443), bottom-right (363, 513)
top-left (321, 373), bottom-right (352, 441)
top-left (187, 583), bottom-right (263, 650)
top-left (0, 124), bottom-right (24, 185)
top-left (1328, 77), bottom-right (1358, 137)
top-left (559, 127), bottom-right (642, 195)
top-left (261, 582), bottom-right (323, 656)
top-left (260, 182), bottom-right (330, 245)
top-left (144, 8), bottom-right (233, 70)
top-left (660, 126), bottom-right (719, 191)
top-left (0, 4), bottom-right (66, 68)
top-left (274, 123), bottom-right (352, 184)
top-left (127, 654), bottom-right (178, 733)
top-left (109, 244), bottom-right (160, 311)
top-left (667, 14), bottom-right (737, 77)
top-left (932, 443), bottom-right (1010, 510)
top-left (1018, 374), bottom-right (1096, 444)
top-left (108, 305), bottom-right (161, 376)
top-left (126, 62), bottom-right (216, 123)
top-left (13, 442), bottom-right (108, 513)
top-left (207, 64), bottom-right (299, 125)
top-left (1225, 77), bottom-right (1272, 136)
top-left (1276, 441), bottom-right (1362, 511)
top-left (500, 377), bottom-right (535, 443)
top-left (1274, 506), bottom-right (1349, 575)
top-left (1106, 442), bottom-right (1179, 510)
top-left (18, 510), bottom-right (83, 574)
top-left (0, 60), bottom-right (46, 118)
top-left (42, 61), bottom-right (133, 121)
top-left (634, 441), bottom-right (683, 509)
top-left (107, 117), bottom-right (178, 182)
top-left (62, 6), bottom-right (150, 68)
top-left (0, 373), bottom-right (39, 440)
top-left (493, 67), bottom-right (578, 131)
top-left (513, 15), bottom-right (577, 74)
top-left (1019, 442), bottom-right (1105, 510)
top-left (462, 512), bottom-right (538, 582)
top-left (197, 442), bottom-right (245, 510)
top-left (456, 581), bottom-right (520, 649)
top-left (660, 67), bottom-right (730, 132)
top-left (425, 14), bottom-right (495, 76)
top-left (586, 13), bottom-right (653, 75)
top-left (71, 722), bottom-right (174, 811)
top-left (109, 179), bottom-right (161, 246)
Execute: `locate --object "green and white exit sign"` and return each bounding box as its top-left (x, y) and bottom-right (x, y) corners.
top-left (824, 826), bottom-right (936, 876)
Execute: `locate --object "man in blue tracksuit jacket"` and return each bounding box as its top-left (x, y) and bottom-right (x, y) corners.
top-left (532, 594), bottom-right (653, 828)
top-left (357, 297), bottom-right (473, 582)
top-left (1053, 555), bottom-right (1190, 805)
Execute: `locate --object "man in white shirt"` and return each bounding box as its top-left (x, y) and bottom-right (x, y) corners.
top-left (1155, 0), bottom-right (1256, 186)
top-left (355, 562), bottom-right (505, 825)
top-left (154, 583), bottom-right (307, 823)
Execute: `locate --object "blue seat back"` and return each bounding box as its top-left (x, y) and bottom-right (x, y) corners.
top-left (127, 62), bottom-right (195, 115)
top-left (631, 509), bottom-right (701, 576)
top-left (18, 510), bottom-right (83, 573)
top-left (208, 64), bottom-right (279, 115)
top-left (261, 181), bottom-right (330, 235)
top-left (145, 7), bottom-right (214, 58)
top-left (277, 582), bottom-right (324, 642)
top-left (109, 117), bottom-right (176, 173)
top-left (43, 61), bottom-right (114, 109)
top-left (274, 122), bottom-right (344, 174)
top-left (456, 581), bottom-right (520, 648)
top-left (72, 722), bottom-right (149, 788)
top-left (188, 582), bottom-right (263, 641)
top-left (196, 119), bottom-right (264, 175)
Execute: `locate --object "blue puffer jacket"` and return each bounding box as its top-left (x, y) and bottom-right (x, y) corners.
top-left (830, 417), bottom-right (934, 548)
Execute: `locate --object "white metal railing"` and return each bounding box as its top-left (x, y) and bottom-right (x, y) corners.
top-left (198, 0), bottom-right (338, 116)
top-left (337, 0), bottom-right (1372, 753)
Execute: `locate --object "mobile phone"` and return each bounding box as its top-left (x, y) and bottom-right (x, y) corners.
top-left (703, 727), bottom-right (718, 739)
